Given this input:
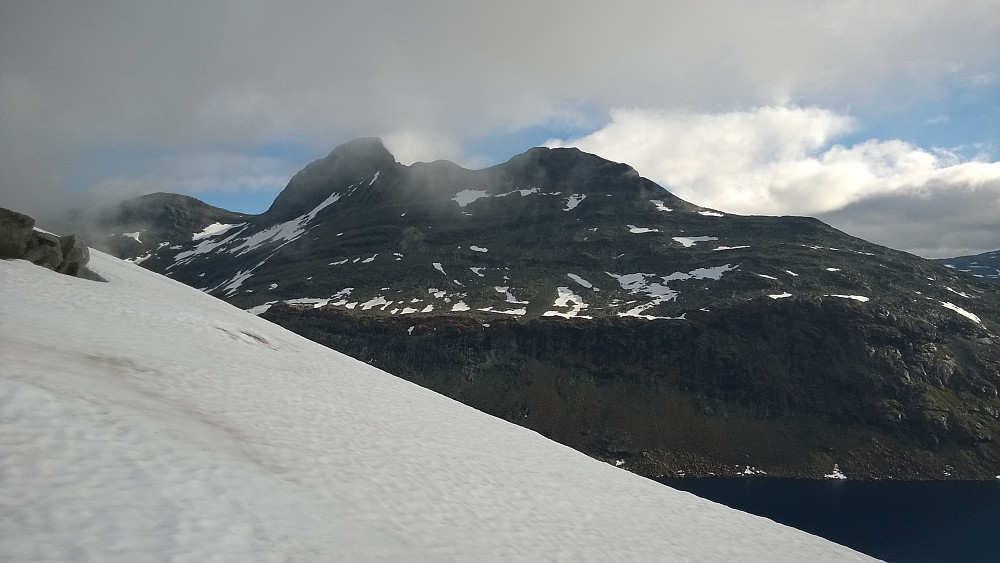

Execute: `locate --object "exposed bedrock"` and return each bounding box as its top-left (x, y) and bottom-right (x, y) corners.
top-left (263, 300), bottom-right (1000, 480)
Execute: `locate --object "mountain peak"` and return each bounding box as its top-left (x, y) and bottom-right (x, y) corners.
top-left (329, 136), bottom-right (395, 161)
top-left (262, 137), bottom-right (398, 224)
top-left (496, 145), bottom-right (643, 193)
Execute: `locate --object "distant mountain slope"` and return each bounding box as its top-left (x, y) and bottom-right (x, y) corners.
top-left (0, 251), bottom-right (874, 561)
top-left (937, 249), bottom-right (1000, 283)
top-left (63, 192), bottom-right (250, 261)
top-left (96, 138), bottom-right (1000, 480)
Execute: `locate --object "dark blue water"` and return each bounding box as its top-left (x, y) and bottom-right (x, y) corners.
top-left (658, 477), bottom-right (1000, 562)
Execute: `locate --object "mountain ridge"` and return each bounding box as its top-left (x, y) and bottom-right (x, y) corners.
top-left (936, 249), bottom-right (1000, 283)
top-left (80, 137), bottom-right (1000, 480)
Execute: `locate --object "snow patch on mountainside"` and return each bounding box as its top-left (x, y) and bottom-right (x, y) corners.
top-left (673, 236), bottom-right (718, 247)
top-left (941, 301), bottom-right (981, 323)
top-left (543, 286), bottom-right (592, 319)
top-left (564, 193), bottom-right (586, 211)
top-left (230, 192), bottom-right (343, 257)
top-left (171, 188), bottom-right (351, 269)
top-left (452, 189), bottom-right (490, 207)
top-left (828, 295), bottom-right (870, 302)
top-left (567, 273), bottom-right (599, 291)
top-left (192, 222), bottom-right (239, 241)
top-left (627, 224), bottom-right (659, 233)
top-left (605, 264), bottom-right (738, 319)
top-left (606, 272), bottom-right (678, 318)
top-left (945, 287), bottom-right (970, 299)
top-left (478, 306), bottom-right (527, 316)
top-left (495, 286), bottom-right (529, 304)
top-left (452, 187), bottom-right (564, 209)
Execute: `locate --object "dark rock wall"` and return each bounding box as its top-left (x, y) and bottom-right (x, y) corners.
top-left (263, 302), bottom-right (1000, 479)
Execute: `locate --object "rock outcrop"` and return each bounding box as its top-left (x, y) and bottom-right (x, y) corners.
top-left (0, 207), bottom-right (99, 280)
top-left (0, 207), bottom-right (35, 258)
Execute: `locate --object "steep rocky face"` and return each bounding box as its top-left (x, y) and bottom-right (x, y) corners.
top-left (260, 137), bottom-right (398, 226)
top-left (100, 138), bottom-right (1000, 479)
top-left (261, 298), bottom-right (1000, 480)
top-left (937, 250), bottom-right (1000, 283)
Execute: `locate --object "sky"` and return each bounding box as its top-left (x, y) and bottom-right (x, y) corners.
top-left (1, 1), bottom-right (998, 258)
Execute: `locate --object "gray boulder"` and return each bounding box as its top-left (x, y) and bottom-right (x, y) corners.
top-left (0, 207), bottom-right (35, 259)
top-left (23, 231), bottom-right (63, 270)
top-left (1, 207), bottom-right (101, 280)
top-left (57, 234), bottom-right (90, 275)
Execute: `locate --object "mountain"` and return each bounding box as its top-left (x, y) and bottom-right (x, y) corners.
top-left (2, 250), bottom-right (875, 560)
top-left (936, 250), bottom-right (1000, 283)
top-left (63, 191), bottom-right (250, 261)
top-left (99, 137), bottom-right (1000, 480)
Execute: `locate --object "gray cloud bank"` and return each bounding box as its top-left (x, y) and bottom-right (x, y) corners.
top-left (1, 1), bottom-right (998, 257)
top-left (820, 177), bottom-right (1000, 259)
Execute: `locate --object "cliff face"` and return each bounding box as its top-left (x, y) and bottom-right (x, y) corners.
top-left (93, 138), bottom-right (1000, 479)
top-left (262, 297), bottom-right (1000, 480)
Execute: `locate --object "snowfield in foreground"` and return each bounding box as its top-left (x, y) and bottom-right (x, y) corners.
top-left (0, 252), bottom-right (874, 561)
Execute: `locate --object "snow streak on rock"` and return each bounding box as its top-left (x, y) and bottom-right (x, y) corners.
top-left (564, 194), bottom-right (587, 211)
top-left (673, 236), bottom-right (718, 248)
top-left (192, 222), bottom-right (239, 241)
top-left (543, 286), bottom-right (592, 319)
top-left (452, 189), bottom-right (490, 207)
top-left (628, 225), bottom-right (659, 233)
top-left (567, 273), bottom-right (598, 291)
top-left (941, 301), bottom-right (982, 323)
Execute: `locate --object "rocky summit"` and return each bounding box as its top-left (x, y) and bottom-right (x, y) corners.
top-left (91, 137), bottom-right (1000, 480)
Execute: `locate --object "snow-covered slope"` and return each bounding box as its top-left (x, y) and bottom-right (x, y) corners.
top-left (0, 252), bottom-right (873, 561)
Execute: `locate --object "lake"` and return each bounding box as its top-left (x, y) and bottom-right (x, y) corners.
top-left (658, 477), bottom-right (1000, 562)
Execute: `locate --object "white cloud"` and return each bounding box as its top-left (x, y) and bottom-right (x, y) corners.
top-left (381, 130), bottom-right (463, 167)
top-left (547, 106), bottom-right (1000, 256)
top-left (547, 107), bottom-right (857, 213)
